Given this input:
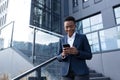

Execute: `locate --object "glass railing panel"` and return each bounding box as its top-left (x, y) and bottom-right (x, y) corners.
top-left (15, 71), bottom-right (36, 80)
top-left (35, 29), bottom-right (61, 64)
top-left (99, 25), bottom-right (120, 51)
top-left (0, 22), bottom-right (13, 50)
top-left (41, 60), bottom-right (61, 80)
top-left (12, 26), bottom-right (34, 58)
top-left (35, 29), bottom-right (62, 80)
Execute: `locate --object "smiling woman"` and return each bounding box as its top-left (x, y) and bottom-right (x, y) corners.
top-left (64, 16), bottom-right (76, 37)
top-left (57, 16), bottom-right (92, 80)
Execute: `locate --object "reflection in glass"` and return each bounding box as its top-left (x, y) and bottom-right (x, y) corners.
top-left (76, 14), bottom-right (103, 34)
top-left (114, 6), bottom-right (120, 25)
top-left (82, 18), bottom-right (90, 28)
top-left (90, 14), bottom-right (103, 31)
top-left (35, 30), bottom-right (61, 80)
top-left (91, 24), bottom-right (103, 31)
top-left (12, 27), bottom-right (34, 57)
top-left (100, 26), bottom-right (120, 51)
top-left (12, 25), bottom-right (62, 79)
top-left (83, 0), bottom-right (89, 2)
top-left (30, 0), bottom-right (61, 34)
top-left (116, 18), bottom-right (120, 24)
top-left (0, 22), bottom-right (13, 49)
top-left (76, 21), bottom-right (83, 34)
top-left (86, 32), bottom-right (100, 53)
top-left (83, 27), bottom-right (90, 33)
top-left (114, 7), bottom-right (120, 18)
top-left (35, 30), bottom-right (60, 62)
top-left (73, 0), bottom-right (78, 7)
top-left (35, 31), bottom-right (60, 45)
top-left (90, 14), bottom-right (102, 25)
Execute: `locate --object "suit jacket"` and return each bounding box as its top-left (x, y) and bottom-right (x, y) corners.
top-left (57, 33), bottom-right (92, 76)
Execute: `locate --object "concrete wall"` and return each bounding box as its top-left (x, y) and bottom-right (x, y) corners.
top-left (87, 50), bottom-right (120, 80)
top-left (0, 48), bottom-right (34, 79)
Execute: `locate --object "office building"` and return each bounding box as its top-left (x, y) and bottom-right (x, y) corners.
top-left (0, 0), bottom-right (120, 80)
top-left (62, 0), bottom-right (120, 80)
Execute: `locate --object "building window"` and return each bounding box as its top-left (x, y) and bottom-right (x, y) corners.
top-left (114, 6), bottom-right (120, 25)
top-left (86, 32), bottom-right (100, 53)
top-left (73, 0), bottom-right (78, 7)
top-left (30, 0), bottom-right (61, 34)
top-left (99, 26), bottom-right (120, 51)
top-left (94, 0), bottom-right (102, 4)
top-left (83, 0), bottom-right (89, 3)
top-left (76, 13), bottom-right (103, 34)
top-left (76, 13), bottom-right (103, 53)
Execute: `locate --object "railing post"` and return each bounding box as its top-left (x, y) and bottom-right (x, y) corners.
top-left (36, 67), bottom-right (41, 80)
top-left (12, 56), bottom-right (57, 80)
top-left (32, 27), bottom-right (36, 64)
top-left (10, 21), bottom-right (15, 47)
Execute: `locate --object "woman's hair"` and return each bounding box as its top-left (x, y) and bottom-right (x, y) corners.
top-left (64, 16), bottom-right (76, 23)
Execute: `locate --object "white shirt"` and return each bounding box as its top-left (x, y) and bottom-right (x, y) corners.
top-left (67, 32), bottom-right (76, 47)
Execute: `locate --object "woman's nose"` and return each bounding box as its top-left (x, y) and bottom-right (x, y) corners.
top-left (67, 27), bottom-right (71, 30)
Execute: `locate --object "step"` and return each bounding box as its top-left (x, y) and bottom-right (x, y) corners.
top-left (90, 73), bottom-right (103, 77)
top-left (28, 77), bottom-right (46, 80)
top-left (28, 77), bottom-right (37, 80)
top-left (90, 77), bottom-right (110, 80)
top-left (89, 69), bottom-right (96, 73)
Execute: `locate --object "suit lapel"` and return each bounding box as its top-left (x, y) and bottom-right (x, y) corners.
top-left (64, 33), bottom-right (81, 47)
top-left (64, 35), bottom-right (68, 44)
top-left (73, 33), bottom-right (80, 47)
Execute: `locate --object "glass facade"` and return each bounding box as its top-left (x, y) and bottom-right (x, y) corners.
top-left (80, 25), bottom-right (120, 53)
top-left (86, 32), bottom-right (100, 52)
top-left (100, 26), bottom-right (120, 51)
top-left (73, 0), bottom-right (78, 7)
top-left (76, 14), bottom-right (103, 53)
top-left (83, 25), bottom-right (120, 53)
top-left (30, 0), bottom-right (61, 34)
top-left (76, 13), bottom-right (119, 53)
top-left (114, 6), bottom-right (120, 25)
top-left (76, 14), bottom-right (103, 34)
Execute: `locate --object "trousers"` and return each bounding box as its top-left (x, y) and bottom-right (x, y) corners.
top-left (61, 71), bottom-right (89, 80)
top-left (62, 75), bottom-right (89, 80)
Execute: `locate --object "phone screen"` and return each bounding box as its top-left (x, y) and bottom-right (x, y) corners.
top-left (63, 44), bottom-right (70, 48)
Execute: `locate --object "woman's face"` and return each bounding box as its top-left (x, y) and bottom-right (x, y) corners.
top-left (64, 21), bottom-right (76, 37)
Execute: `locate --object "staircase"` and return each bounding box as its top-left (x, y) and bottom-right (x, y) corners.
top-left (11, 55), bottom-right (111, 80)
top-left (28, 70), bottom-right (110, 80)
top-left (28, 77), bottom-right (46, 80)
top-left (89, 69), bottom-right (110, 80)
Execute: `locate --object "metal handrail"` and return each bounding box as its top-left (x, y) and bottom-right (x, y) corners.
top-left (12, 56), bottom-right (57, 80)
top-left (0, 21), bottom-right (14, 30)
top-left (0, 21), bottom-right (15, 48)
top-left (29, 25), bottom-right (63, 38)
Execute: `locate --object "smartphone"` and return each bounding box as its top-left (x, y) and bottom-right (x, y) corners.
top-left (63, 44), bottom-right (70, 48)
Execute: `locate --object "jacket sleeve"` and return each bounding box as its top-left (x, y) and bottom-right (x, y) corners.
top-left (75, 35), bottom-right (92, 60)
top-left (56, 38), bottom-right (68, 62)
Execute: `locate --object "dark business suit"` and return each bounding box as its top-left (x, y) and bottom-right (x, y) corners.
top-left (57, 33), bottom-right (92, 80)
